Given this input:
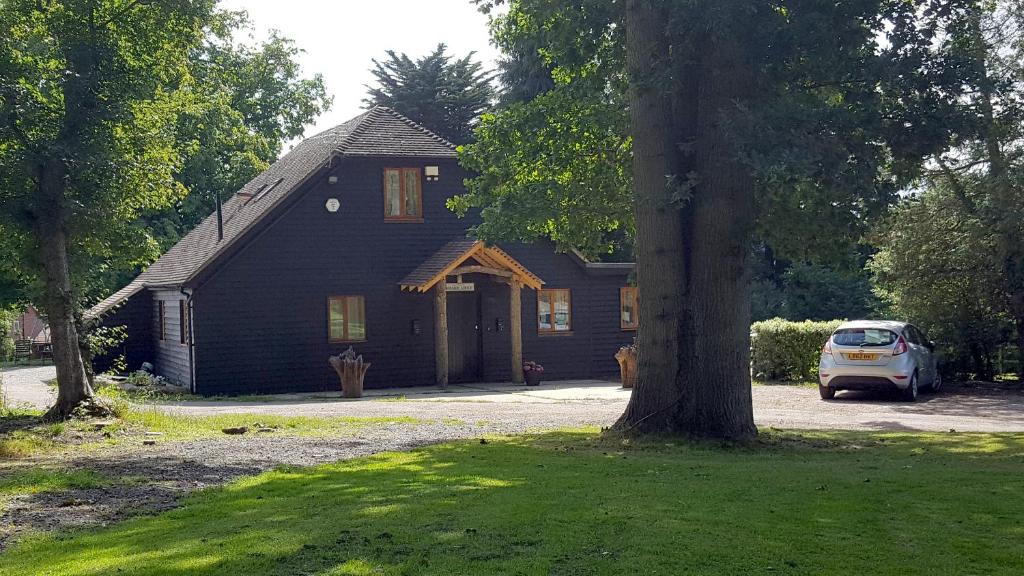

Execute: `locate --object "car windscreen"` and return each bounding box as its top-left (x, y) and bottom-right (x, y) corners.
top-left (831, 328), bottom-right (898, 347)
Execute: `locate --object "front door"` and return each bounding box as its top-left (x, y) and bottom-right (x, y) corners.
top-left (447, 291), bottom-right (482, 383)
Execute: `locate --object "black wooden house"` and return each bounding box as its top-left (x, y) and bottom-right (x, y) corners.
top-left (88, 107), bottom-right (637, 395)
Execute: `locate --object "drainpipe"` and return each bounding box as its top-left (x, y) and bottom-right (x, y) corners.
top-left (179, 287), bottom-right (196, 393)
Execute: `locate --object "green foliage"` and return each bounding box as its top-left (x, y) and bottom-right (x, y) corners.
top-left (462, 0), bottom-right (966, 261)
top-left (0, 3), bottom-right (331, 308)
top-left (0, 307), bottom-right (17, 361)
top-left (364, 43), bottom-right (495, 145)
top-left (453, 87), bottom-right (631, 255)
top-left (152, 16), bottom-right (332, 245)
top-left (3, 432), bottom-right (1024, 574)
top-left (779, 263), bottom-right (879, 321)
top-left (0, 468), bottom-right (109, 499)
top-left (870, 184), bottom-right (1014, 378)
top-left (751, 318), bottom-right (844, 381)
top-left (0, 0), bottom-right (219, 310)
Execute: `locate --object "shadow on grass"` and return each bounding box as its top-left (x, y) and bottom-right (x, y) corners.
top-left (2, 430), bottom-right (1023, 575)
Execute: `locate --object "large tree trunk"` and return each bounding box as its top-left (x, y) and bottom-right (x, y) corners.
top-left (613, 0), bottom-right (687, 431)
top-left (673, 28), bottom-right (757, 439)
top-left (615, 2), bottom-right (756, 439)
top-left (37, 159), bottom-right (95, 420)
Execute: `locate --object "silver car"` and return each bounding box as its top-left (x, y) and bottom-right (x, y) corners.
top-left (818, 320), bottom-right (940, 402)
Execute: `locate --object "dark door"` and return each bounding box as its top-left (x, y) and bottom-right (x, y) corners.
top-left (448, 291), bottom-right (482, 382)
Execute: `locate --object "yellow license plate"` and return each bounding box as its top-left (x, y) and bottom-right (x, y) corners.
top-left (846, 352), bottom-right (880, 361)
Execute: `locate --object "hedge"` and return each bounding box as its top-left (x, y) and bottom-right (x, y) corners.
top-left (750, 318), bottom-right (844, 381)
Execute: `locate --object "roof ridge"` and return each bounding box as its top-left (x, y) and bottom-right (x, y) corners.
top-left (339, 106), bottom-right (458, 154)
top-left (333, 107), bottom-right (384, 155)
top-left (374, 106), bottom-right (458, 150)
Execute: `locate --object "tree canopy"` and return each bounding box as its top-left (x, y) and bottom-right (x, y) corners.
top-left (462, 0), bottom-right (979, 437)
top-left (0, 0), bottom-right (328, 418)
top-left (363, 43), bottom-right (495, 145)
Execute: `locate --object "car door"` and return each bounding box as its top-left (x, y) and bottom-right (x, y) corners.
top-left (905, 325), bottom-right (934, 385)
top-left (911, 325), bottom-right (938, 385)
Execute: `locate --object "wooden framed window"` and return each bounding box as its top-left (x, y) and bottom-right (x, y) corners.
top-left (537, 289), bottom-right (571, 334)
top-left (383, 168), bottom-right (423, 221)
top-left (328, 296), bottom-right (366, 342)
top-left (620, 287), bottom-right (639, 330)
top-left (179, 300), bottom-right (188, 345)
top-left (158, 301), bottom-right (166, 341)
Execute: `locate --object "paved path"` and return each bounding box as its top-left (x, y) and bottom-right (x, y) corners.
top-left (4, 366), bottom-right (1023, 432)
top-left (0, 365), bottom-right (56, 410)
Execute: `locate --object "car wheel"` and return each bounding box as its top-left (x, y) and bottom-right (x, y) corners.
top-left (901, 372), bottom-right (919, 402)
top-left (819, 384), bottom-right (836, 400)
top-left (929, 371), bottom-right (942, 392)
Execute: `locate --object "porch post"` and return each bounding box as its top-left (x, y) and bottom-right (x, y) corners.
top-left (510, 278), bottom-right (524, 383)
top-left (434, 282), bottom-right (449, 388)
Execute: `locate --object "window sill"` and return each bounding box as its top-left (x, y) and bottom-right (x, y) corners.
top-left (329, 339), bottom-right (367, 344)
top-left (538, 331), bottom-right (574, 337)
top-left (383, 217), bottom-right (424, 224)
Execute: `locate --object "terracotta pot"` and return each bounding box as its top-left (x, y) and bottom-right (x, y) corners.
top-left (524, 370), bottom-right (542, 386)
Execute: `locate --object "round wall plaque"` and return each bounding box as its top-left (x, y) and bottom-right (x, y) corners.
top-left (325, 198), bottom-right (340, 213)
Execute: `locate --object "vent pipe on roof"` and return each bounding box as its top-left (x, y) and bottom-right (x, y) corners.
top-left (216, 189), bottom-right (223, 241)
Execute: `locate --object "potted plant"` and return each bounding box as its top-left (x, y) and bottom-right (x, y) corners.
top-left (523, 361), bottom-right (544, 386)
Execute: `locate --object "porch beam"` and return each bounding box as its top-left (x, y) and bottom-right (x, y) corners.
top-left (450, 265), bottom-right (513, 278)
top-left (510, 279), bottom-right (523, 384)
top-left (434, 282), bottom-right (449, 388)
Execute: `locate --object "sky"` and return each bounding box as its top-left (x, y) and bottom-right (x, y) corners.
top-left (220, 0), bottom-right (502, 143)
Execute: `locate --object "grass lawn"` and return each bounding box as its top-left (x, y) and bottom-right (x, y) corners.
top-left (2, 430), bottom-right (1022, 575)
top-left (0, 407), bottom-right (429, 458)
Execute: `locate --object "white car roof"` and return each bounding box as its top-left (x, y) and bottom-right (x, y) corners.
top-left (835, 320), bottom-right (907, 332)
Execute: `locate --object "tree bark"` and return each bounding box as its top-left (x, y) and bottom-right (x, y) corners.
top-left (613, 0), bottom-right (687, 432)
top-left (615, 2), bottom-right (756, 439)
top-left (37, 159), bottom-right (95, 420)
top-left (672, 27), bottom-right (757, 439)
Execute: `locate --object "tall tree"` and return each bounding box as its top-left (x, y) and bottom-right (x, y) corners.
top-left (463, 0), bottom-right (969, 438)
top-left (927, 2), bottom-right (1024, 366)
top-left (0, 0), bottom-right (216, 418)
top-left (364, 43), bottom-right (495, 144)
top-left (147, 14), bottom-right (331, 251)
top-left (871, 183), bottom-right (1013, 379)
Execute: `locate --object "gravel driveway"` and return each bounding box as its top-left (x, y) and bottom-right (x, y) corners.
top-left (4, 365), bottom-right (1024, 432)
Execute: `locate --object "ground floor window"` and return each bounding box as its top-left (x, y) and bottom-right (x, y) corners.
top-left (179, 300), bottom-right (188, 344)
top-left (538, 289), bottom-right (571, 333)
top-left (620, 287), bottom-right (639, 330)
top-left (328, 296), bottom-right (366, 342)
top-left (158, 301), bottom-right (166, 340)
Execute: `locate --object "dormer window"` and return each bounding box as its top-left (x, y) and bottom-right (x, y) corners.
top-left (383, 168), bottom-right (423, 221)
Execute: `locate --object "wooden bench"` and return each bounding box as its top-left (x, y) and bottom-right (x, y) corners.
top-left (14, 339), bottom-right (33, 360)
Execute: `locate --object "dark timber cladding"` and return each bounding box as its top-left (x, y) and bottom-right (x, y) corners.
top-left (399, 239), bottom-right (544, 385)
top-left (87, 107), bottom-right (636, 395)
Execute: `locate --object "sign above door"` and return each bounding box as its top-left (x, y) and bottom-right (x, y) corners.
top-left (445, 282), bottom-right (475, 292)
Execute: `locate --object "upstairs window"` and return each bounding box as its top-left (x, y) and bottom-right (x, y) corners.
top-left (329, 296), bottom-right (366, 342)
top-left (620, 287), bottom-right (639, 330)
top-left (383, 168), bottom-right (422, 221)
top-left (538, 289), bottom-right (572, 334)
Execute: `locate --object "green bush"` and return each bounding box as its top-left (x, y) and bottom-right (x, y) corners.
top-left (0, 308), bottom-right (18, 362)
top-left (751, 318), bottom-right (843, 381)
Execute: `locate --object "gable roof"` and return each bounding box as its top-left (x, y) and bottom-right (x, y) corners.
top-left (87, 107), bottom-right (457, 319)
top-left (399, 239), bottom-right (545, 292)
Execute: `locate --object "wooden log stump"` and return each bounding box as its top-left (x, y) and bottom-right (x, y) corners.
top-left (615, 344), bottom-right (637, 389)
top-left (329, 347), bottom-right (371, 398)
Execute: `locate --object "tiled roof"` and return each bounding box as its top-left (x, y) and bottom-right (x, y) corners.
top-left (87, 107), bottom-right (457, 318)
top-left (399, 239), bottom-right (544, 292)
top-left (399, 239), bottom-right (481, 289)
